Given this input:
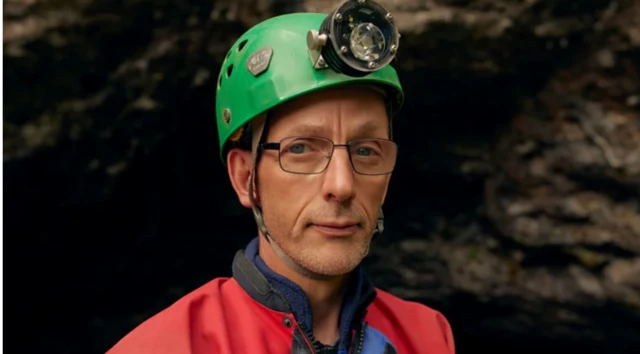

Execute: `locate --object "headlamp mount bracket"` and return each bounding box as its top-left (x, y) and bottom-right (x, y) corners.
top-left (306, 30), bottom-right (329, 70)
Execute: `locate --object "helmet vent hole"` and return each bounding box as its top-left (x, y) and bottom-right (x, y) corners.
top-left (226, 64), bottom-right (234, 77)
top-left (217, 74), bottom-right (223, 90)
top-left (237, 39), bottom-right (248, 52)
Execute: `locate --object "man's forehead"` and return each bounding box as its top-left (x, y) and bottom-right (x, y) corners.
top-left (270, 100), bottom-right (387, 134)
top-left (273, 85), bottom-right (387, 114)
top-left (262, 85), bottom-right (390, 139)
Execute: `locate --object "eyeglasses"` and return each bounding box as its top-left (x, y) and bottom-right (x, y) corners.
top-left (258, 136), bottom-right (398, 175)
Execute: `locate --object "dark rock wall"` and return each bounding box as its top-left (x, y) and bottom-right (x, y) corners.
top-left (4, 0), bottom-right (639, 353)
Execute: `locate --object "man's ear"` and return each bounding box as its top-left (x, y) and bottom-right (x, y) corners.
top-left (227, 149), bottom-right (253, 208)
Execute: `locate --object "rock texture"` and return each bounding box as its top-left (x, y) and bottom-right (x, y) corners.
top-left (4, 0), bottom-right (639, 353)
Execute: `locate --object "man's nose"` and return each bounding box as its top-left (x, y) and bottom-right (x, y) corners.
top-left (321, 147), bottom-right (356, 203)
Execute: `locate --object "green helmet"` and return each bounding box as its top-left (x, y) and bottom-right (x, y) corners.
top-left (215, 8), bottom-right (404, 161)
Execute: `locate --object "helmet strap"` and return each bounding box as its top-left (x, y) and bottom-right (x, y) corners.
top-left (372, 208), bottom-right (384, 240)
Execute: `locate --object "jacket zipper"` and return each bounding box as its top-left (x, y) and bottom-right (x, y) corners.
top-left (352, 322), bottom-right (367, 354)
top-left (297, 316), bottom-right (369, 354)
top-left (298, 322), bottom-right (322, 353)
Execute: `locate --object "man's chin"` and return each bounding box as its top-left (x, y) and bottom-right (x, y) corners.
top-left (291, 246), bottom-right (368, 276)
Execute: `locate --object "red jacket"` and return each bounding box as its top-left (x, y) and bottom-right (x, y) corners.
top-left (107, 238), bottom-right (455, 354)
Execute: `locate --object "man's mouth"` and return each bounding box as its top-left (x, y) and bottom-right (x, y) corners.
top-left (310, 220), bottom-right (360, 237)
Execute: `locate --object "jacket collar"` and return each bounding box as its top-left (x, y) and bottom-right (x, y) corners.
top-left (232, 237), bottom-right (377, 350)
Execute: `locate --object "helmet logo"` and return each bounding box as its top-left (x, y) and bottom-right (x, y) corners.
top-left (246, 46), bottom-right (273, 77)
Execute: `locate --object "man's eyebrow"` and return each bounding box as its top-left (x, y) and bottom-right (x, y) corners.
top-left (286, 121), bottom-right (385, 137)
top-left (286, 124), bottom-right (327, 137)
top-left (354, 121), bottom-right (383, 136)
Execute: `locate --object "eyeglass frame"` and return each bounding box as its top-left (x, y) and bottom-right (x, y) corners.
top-left (257, 135), bottom-right (399, 175)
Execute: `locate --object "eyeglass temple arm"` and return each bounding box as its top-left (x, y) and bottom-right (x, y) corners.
top-left (258, 142), bottom-right (280, 152)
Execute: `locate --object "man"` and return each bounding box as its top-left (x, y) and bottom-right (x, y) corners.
top-left (107, 1), bottom-right (455, 353)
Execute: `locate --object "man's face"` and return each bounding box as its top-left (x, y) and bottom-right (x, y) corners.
top-left (256, 87), bottom-right (392, 276)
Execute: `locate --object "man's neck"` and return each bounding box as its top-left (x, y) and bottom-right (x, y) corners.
top-left (259, 238), bottom-right (349, 345)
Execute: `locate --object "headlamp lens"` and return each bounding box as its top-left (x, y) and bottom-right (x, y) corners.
top-left (350, 22), bottom-right (385, 61)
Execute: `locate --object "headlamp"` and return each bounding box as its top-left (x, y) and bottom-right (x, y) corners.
top-left (307, 0), bottom-right (400, 77)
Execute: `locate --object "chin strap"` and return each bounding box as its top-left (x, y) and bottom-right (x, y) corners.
top-left (372, 208), bottom-right (384, 240)
top-left (246, 113), bottom-right (385, 279)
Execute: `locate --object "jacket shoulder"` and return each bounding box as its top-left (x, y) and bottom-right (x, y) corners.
top-left (106, 277), bottom-right (237, 354)
top-left (367, 288), bottom-right (456, 354)
top-left (372, 288), bottom-right (446, 317)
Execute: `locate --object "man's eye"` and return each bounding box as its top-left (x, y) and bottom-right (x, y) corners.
top-left (353, 144), bottom-right (382, 157)
top-left (288, 143), bottom-right (306, 154)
